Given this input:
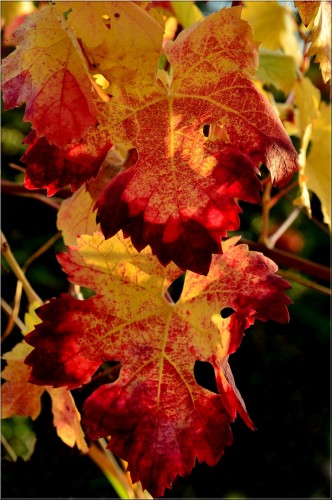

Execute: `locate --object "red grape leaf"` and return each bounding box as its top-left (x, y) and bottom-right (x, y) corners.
top-left (22, 129), bottom-right (112, 196)
top-left (24, 232), bottom-right (291, 496)
top-left (1, 5), bottom-right (98, 146)
top-left (57, 146), bottom-right (130, 246)
top-left (94, 6), bottom-right (298, 274)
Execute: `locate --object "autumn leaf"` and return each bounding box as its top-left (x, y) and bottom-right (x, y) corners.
top-left (54, 1), bottom-right (164, 93)
top-left (300, 102), bottom-right (331, 229)
top-left (295, 1), bottom-right (320, 27)
top-left (24, 232), bottom-right (291, 497)
top-left (1, 5), bottom-right (98, 146)
top-left (2, 3), bottom-right (298, 274)
top-left (1, 303), bottom-right (88, 452)
top-left (2, 342), bottom-right (44, 420)
top-left (305, 1), bottom-right (331, 83)
top-left (292, 77), bottom-right (331, 228)
top-left (294, 77), bottom-right (321, 135)
top-left (57, 146), bottom-right (127, 246)
top-left (94, 6), bottom-right (298, 274)
top-left (295, 1), bottom-right (331, 82)
top-left (21, 128), bottom-right (112, 196)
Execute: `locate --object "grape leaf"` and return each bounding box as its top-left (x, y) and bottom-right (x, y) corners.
top-left (295, 102), bottom-right (331, 229)
top-left (24, 232), bottom-right (291, 497)
top-left (22, 129), bottom-right (112, 196)
top-left (54, 1), bottom-right (164, 92)
top-left (306, 1), bottom-right (331, 83)
top-left (1, 5), bottom-right (98, 146)
top-left (94, 6), bottom-right (298, 274)
top-left (2, 342), bottom-right (44, 420)
top-left (2, 4), bottom-right (298, 274)
top-left (295, 1), bottom-right (320, 27)
top-left (1, 304), bottom-right (88, 452)
top-left (57, 146), bottom-right (127, 245)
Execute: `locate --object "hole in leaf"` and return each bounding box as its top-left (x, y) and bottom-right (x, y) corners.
top-left (92, 361), bottom-right (121, 385)
top-left (220, 307), bottom-right (235, 318)
top-left (202, 124), bottom-right (210, 137)
top-left (166, 273), bottom-right (185, 303)
top-left (102, 15), bottom-right (111, 29)
top-left (194, 361), bottom-right (218, 394)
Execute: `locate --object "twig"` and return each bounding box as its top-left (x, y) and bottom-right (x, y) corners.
top-left (1, 298), bottom-right (26, 336)
top-left (2, 180), bottom-right (61, 210)
top-left (1, 282), bottom-right (23, 340)
top-left (1, 231), bottom-right (43, 306)
top-left (1, 433), bottom-right (18, 462)
top-left (260, 180), bottom-right (273, 244)
top-left (242, 239), bottom-right (330, 283)
top-left (267, 206), bottom-right (303, 248)
top-left (268, 180), bottom-right (299, 209)
top-left (277, 270), bottom-right (331, 296)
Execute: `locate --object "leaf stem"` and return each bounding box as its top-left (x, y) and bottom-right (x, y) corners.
top-left (88, 441), bottom-right (136, 499)
top-left (1, 231), bottom-right (43, 306)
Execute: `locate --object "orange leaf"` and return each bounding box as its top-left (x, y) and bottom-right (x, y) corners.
top-left (94, 6), bottom-right (298, 273)
top-left (306, 1), bottom-right (331, 83)
top-left (1, 5), bottom-right (98, 146)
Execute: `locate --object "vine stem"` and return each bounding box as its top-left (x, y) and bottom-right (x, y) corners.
top-left (242, 239), bottom-right (330, 283)
top-left (1, 231), bottom-right (43, 306)
top-left (277, 270), bottom-right (331, 296)
top-left (2, 232), bottom-right (61, 339)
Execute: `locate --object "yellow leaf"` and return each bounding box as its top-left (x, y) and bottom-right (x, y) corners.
top-left (56, 1), bottom-right (164, 94)
top-left (305, 103), bottom-right (331, 228)
top-left (22, 301), bottom-right (43, 336)
top-left (294, 77), bottom-right (321, 136)
top-left (48, 388), bottom-right (89, 452)
top-left (1, 342), bottom-right (44, 420)
top-left (295, 1), bottom-right (320, 27)
top-left (256, 48), bottom-right (297, 94)
top-left (242, 1), bottom-right (302, 67)
top-left (307, 1), bottom-right (331, 83)
top-left (57, 186), bottom-right (99, 247)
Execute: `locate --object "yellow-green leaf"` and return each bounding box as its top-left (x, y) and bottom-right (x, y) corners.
top-left (305, 102), bottom-right (331, 228)
top-left (170, 1), bottom-right (204, 28)
top-left (256, 48), bottom-right (297, 94)
top-left (294, 76), bottom-right (321, 136)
